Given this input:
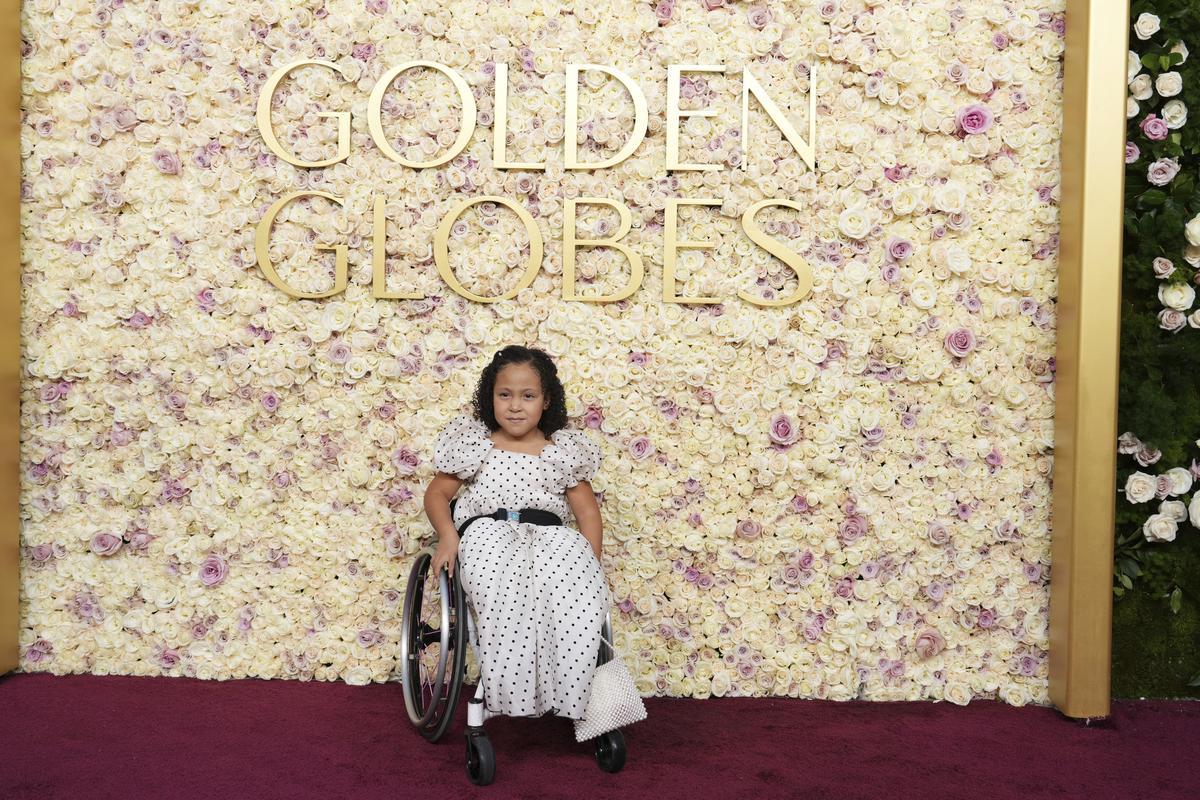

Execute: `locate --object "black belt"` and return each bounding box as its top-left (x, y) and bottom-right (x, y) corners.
top-left (451, 497), bottom-right (562, 536)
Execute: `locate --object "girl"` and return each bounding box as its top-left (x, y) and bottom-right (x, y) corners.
top-left (423, 344), bottom-right (611, 721)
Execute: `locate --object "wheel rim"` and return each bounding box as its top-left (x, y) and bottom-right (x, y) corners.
top-left (401, 550), bottom-right (463, 734)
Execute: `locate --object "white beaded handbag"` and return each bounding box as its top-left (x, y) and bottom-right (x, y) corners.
top-left (573, 633), bottom-right (648, 742)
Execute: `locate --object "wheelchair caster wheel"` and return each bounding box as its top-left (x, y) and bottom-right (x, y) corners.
top-left (466, 733), bottom-right (495, 786)
top-left (594, 728), bottom-right (626, 773)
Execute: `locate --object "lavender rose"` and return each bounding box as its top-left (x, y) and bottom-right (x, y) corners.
top-left (885, 236), bottom-right (913, 261)
top-left (89, 532), bottom-right (123, 556)
top-left (943, 327), bottom-right (977, 358)
top-left (199, 554), bottom-right (228, 586)
top-left (152, 149), bottom-right (181, 175)
top-left (629, 436), bottom-right (655, 460)
top-left (1125, 141), bottom-right (1140, 163)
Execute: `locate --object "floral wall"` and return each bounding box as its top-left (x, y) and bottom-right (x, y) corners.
top-left (19, 0), bottom-right (1064, 705)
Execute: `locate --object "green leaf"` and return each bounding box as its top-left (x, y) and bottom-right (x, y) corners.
top-left (1114, 585), bottom-right (1125, 598)
top-left (1142, 189), bottom-right (1167, 207)
top-left (1160, 55), bottom-right (1172, 70)
top-left (1142, 53), bottom-right (1159, 69)
top-left (1119, 572), bottom-right (1134, 589)
top-left (1189, 670), bottom-right (1200, 687)
top-left (1169, 51), bottom-right (1184, 66)
top-left (1170, 587), bottom-right (1182, 614)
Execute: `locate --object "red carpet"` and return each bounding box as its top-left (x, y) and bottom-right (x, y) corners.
top-left (1, 672), bottom-right (1197, 799)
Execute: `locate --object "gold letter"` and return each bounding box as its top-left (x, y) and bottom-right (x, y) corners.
top-left (255, 191), bottom-right (348, 299)
top-left (493, 64), bottom-right (545, 170)
top-left (666, 65), bottom-right (726, 172)
top-left (563, 198), bottom-right (644, 302)
top-left (564, 64), bottom-right (648, 169)
top-left (257, 60), bottom-right (350, 168)
top-left (368, 61), bottom-right (476, 168)
top-left (372, 194), bottom-right (425, 299)
top-left (664, 198), bottom-right (721, 304)
top-left (434, 196), bottom-right (543, 302)
top-left (741, 64), bottom-right (817, 170)
top-left (738, 199), bottom-right (812, 306)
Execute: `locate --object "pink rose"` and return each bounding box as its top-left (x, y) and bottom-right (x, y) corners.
top-left (914, 628), bottom-right (946, 659)
top-left (955, 103), bottom-right (994, 134)
top-left (735, 518), bottom-right (762, 540)
top-left (1140, 114), bottom-right (1169, 141)
top-left (768, 413), bottom-right (799, 446)
top-left (838, 513), bottom-right (868, 544)
top-left (1125, 141), bottom-right (1140, 163)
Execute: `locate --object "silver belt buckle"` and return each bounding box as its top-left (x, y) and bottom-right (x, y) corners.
top-left (505, 509), bottom-right (519, 523)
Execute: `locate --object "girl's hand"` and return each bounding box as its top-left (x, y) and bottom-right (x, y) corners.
top-left (430, 538), bottom-right (459, 579)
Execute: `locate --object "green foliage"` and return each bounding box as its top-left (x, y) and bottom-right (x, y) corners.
top-left (1114, 1), bottom-right (1200, 697)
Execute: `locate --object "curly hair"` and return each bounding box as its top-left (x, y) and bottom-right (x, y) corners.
top-left (471, 345), bottom-right (568, 436)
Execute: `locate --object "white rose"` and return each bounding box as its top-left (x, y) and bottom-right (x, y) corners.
top-left (1143, 513), bottom-right (1178, 543)
top-left (1155, 71), bottom-right (1183, 98)
top-left (933, 241), bottom-right (972, 274)
top-left (1166, 466), bottom-right (1194, 496)
top-left (1129, 74), bottom-right (1153, 100)
top-left (837, 207), bottom-right (872, 240)
top-left (1189, 494), bottom-right (1200, 528)
top-left (1128, 97), bottom-right (1140, 119)
top-left (931, 182), bottom-right (967, 214)
top-left (1128, 51), bottom-right (1142, 83)
top-left (909, 279), bottom-right (937, 309)
top-left (1162, 99), bottom-right (1189, 129)
top-left (1159, 283), bottom-right (1196, 311)
top-left (1159, 499), bottom-right (1188, 522)
top-left (1188, 214), bottom-right (1200, 247)
top-left (1124, 471), bottom-right (1157, 503)
top-left (1171, 41), bottom-right (1189, 64)
top-left (1134, 13), bottom-right (1161, 41)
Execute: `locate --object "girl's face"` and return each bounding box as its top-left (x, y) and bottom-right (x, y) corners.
top-left (492, 362), bottom-right (549, 439)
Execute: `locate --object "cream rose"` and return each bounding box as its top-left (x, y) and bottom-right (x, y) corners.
top-left (1155, 71), bottom-right (1183, 98)
top-left (1124, 471), bottom-right (1157, 504)
top-left (1159, 283), bottom-right (1196, 311)
top-left (1143, 513), bottom-right (1178, 543)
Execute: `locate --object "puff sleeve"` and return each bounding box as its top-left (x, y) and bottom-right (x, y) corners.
top-left (542, 427), bottom-right (602, 490)
top-left (432, 415), bottom-right (494, 480)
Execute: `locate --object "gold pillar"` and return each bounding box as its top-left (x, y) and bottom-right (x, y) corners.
top-left (0, 0), bottom-right (20, 675)
top-left (1049, 0), bottom-right (1128, 718)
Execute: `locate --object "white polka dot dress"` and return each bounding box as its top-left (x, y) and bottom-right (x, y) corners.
top-left (433, 414), bottom-right (610, 721)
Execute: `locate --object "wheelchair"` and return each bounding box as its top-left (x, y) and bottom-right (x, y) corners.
top-left (400, 497), bottom-right (628, 785)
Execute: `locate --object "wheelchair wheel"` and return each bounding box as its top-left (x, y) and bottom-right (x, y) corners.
top-left (594, 728), bottom-right (626, 773)
top-left (400, 548), bottom-right (467, 742)
top-left (466, 732), bottom-right (496, 786)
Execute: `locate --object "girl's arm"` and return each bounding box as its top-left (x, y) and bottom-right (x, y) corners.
top-left (425, 471), bottom-right (464, 578)
top-left (566, 480), bottom-right (603, 562)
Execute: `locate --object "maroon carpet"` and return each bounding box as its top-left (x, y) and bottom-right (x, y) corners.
top-left (1, 673), bottom-right (1197, 800)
